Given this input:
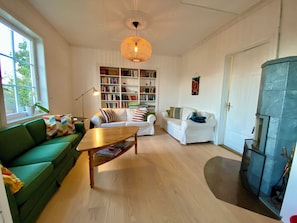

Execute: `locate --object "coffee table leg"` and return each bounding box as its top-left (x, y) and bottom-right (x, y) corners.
top-left (88, 151), bottom-right (94, 188)
top-left (134, 133), bottom-right (137, 154)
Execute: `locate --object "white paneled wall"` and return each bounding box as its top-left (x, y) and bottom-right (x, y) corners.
top-left (71, 47), bottom-right (181, 123)
top-left (180, 0), bottom-right (280, 145)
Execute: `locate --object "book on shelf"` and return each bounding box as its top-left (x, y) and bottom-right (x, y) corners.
top-left (96, 146), bottom-right (122, 157)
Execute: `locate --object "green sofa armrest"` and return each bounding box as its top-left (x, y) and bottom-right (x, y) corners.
top-left (5, 183), bottom-right (20, 223)
top-left (75, 122), bottom-right (86, 135)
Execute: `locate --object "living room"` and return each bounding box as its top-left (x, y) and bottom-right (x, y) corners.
top-left (0, 0), bottom-right (297, 222)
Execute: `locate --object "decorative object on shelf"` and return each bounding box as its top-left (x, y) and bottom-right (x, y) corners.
top-left (75, 87), bottom-right (99, 118)
top-left (120, 21), bottom-right (152, 62)
top-left (192, 76), bottom-right (200, 95)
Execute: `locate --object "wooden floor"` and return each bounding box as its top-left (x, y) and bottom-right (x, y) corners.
top-left (37, 126), bottom-right (282, 223)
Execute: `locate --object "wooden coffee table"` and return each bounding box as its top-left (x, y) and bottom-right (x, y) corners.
top-left (77, 126), bottom-right (139, 188)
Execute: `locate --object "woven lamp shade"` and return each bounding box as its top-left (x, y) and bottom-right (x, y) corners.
top-left (120, 35), bottom-right (152, 62)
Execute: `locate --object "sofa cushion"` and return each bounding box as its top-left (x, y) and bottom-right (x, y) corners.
top-left (94, 112), bottom-right (106, 123)
top-left (126, 109), bottom-right (136, 121)
top-left (101, 122), bottom-right (126, 127)
top-left (43, 115), bottom-right (58, 138)
top-left (24, 118), bottom-right (47, 145)
top-left (181, 107), bottom-right (196, 120)
top-left (43, 114), bottom-right (76, 139)
top-left (54, 114), bottom-right (76, 136)
top-left (9, 142), bottom-right (71, 167)
top-left (100, 108), bottom-right (116, 123)
top-left (113, 108), bottom-right (127, 121)
top-left (132, 108), bottom-right (147, 122)
top-left (126, 121), bottom-right (150, 127)
top-left (169, 107), bottom-right (182, 119)
top-left (41, 132), bottom-right (83, 148)
top-left (167, 118), bottom-right (182, 130)
top-left (9, 162), bottom-right (54, 205)
top-left (0, 125), bottom-right (35, 165)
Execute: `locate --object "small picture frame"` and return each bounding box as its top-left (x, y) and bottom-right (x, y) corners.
top-left (192, 76), bottom-right (200, 95)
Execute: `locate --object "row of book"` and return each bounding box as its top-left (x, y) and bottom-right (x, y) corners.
top-left (102, 102), bottom-right (120, 108)
top-left (101, 76), bottom-right (119, 84)
top-left (101, 94), bottom-right (120, 101)
top-left (95, 141), bottom-right (133, 157)
top-left (101, 85), bottom-right (120, 93)
top-left (140, 94), bottom-right (156, 101)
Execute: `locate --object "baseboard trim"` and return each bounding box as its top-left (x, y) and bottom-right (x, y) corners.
top-left (219, 144), bottom-right (242, 156)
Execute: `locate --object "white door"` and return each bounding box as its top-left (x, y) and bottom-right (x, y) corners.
top-left (223, 43), bottom-right (270, 154)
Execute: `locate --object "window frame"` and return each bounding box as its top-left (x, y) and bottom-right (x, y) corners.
top-left (0, 10), bottom-right (48, 127)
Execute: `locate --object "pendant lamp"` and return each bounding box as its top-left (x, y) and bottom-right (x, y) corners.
top-left (120, 21), bottom-right (152, 62)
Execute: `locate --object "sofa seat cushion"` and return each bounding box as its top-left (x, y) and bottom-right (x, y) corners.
top-left (41, 133), bottom-right (83, 148)
top-left (9, 142), bottom-right (70, 167)
top-left (101, 121), bottom-right (126, 127)
top-left (167, 118), bottom-right (182, 130)
top-left (9, 162), bottom-right (54, 205)
top-left (126, 121), bottom-right (150, 127)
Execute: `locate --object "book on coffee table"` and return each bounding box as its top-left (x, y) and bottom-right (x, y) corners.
top-left (113, 140), bottom-right (134, 149)
top-left (96, 146), bottom-right (122, 157)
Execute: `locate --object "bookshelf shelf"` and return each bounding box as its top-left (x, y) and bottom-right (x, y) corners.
top-left (99, 66), bottom-right (157, 111)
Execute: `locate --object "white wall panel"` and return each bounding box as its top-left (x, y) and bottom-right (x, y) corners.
top-left (71, 47), bottom-right (181, 123)
top-left (279, 0), bottom-right (297, 57)
top-left (0, 0), bottom-right (72, 115)
top-left (180, 0), bottom-right (280, 144)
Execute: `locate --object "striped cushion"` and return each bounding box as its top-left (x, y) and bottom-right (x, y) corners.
top-left (132, 108), bottom-right (147, 122)
top-left (169, 107), bottom-right (183, 119)
top-left (100, 108), bottom-right (115, 123)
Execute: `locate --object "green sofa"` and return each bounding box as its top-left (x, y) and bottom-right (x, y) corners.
top-left (0, 118), bottom-right (85, 223)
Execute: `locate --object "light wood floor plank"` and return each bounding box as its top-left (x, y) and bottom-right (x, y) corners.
top-left (37, 126), bottom-right (282, 223)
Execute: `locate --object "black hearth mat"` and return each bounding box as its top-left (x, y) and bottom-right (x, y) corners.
top-left (204, 156), bottom-right (280, 220)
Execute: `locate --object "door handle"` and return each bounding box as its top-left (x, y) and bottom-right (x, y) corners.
top-left (226, 102), bottom-right (231, 111)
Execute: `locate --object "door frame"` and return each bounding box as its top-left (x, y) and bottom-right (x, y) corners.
top-left (217, 38), bottom-right (277, 146)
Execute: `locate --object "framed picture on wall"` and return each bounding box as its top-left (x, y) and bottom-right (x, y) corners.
top-left (192, 76), bottom-right (200, 95)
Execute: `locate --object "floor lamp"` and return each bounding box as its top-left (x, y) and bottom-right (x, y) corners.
top-left (75, 87), bottom-right (99, 118)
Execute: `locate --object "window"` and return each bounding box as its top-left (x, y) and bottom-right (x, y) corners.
top-left (0, 14), bottom-right (48, 125)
